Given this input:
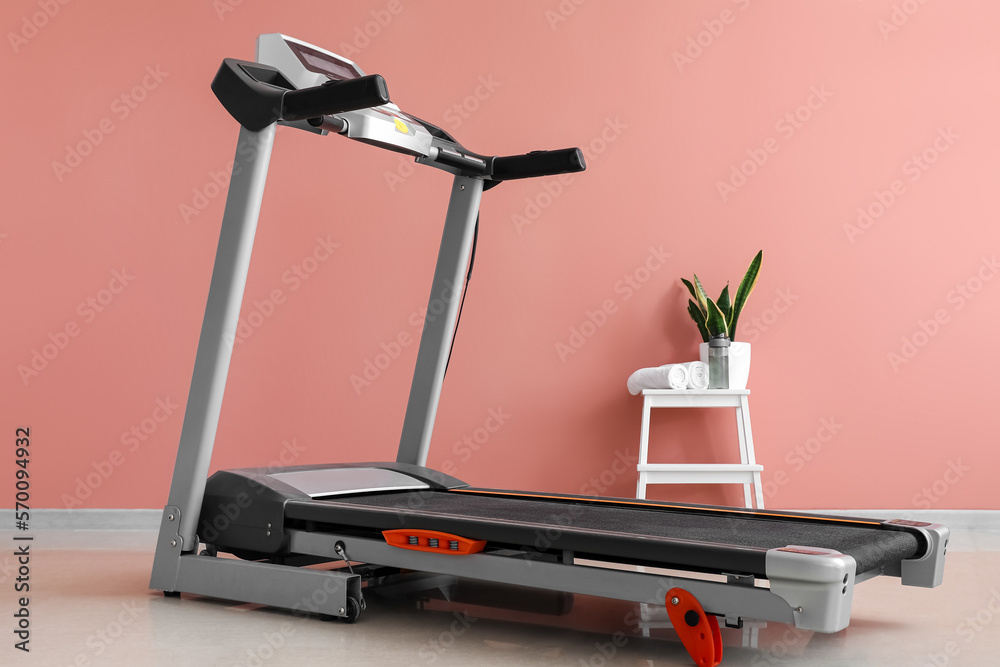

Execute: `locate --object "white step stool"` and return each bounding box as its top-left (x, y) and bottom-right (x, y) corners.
top-left (636, 389), bottom-right (764, 509)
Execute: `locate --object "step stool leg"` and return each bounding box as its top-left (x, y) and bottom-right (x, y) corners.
top-left (636, 393), bottom-right (652, 499)
top-left (734, 401), bottom-right (752, 508)
top-left (738, 394), bottom-right (764, 509)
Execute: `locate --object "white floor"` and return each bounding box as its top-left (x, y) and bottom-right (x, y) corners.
top-left (1, 529), bottom-right (998, 666)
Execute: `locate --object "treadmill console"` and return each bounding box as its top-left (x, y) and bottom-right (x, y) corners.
top-left (282, 39), bottom-right (366, 81)
top-left (256, 33), bottom-right (434, 157)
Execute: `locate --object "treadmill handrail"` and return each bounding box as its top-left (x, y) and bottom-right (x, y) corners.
top-left (211, 58), bottom-right (390, 132)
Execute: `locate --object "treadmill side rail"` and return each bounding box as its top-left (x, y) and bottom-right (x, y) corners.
top-left (765, 546), bottom-right (856, 633)
top-left (288, 529), bottom-right (799, 628)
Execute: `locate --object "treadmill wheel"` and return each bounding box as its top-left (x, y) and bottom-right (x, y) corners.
top-left (342, 596), bottom-right (362, 624)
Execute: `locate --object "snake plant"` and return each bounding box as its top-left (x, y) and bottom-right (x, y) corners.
top-left (682, 250), bottom-right (762, 342)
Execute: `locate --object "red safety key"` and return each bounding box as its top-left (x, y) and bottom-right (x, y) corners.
top-left (665, 587), bottom-right (722, 667)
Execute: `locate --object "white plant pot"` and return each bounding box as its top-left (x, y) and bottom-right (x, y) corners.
top-left (699, 341), bottom-right (751, 390)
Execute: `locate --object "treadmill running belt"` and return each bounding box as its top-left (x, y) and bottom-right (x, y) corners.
top-left (286, 490), bottom-right (920, 576)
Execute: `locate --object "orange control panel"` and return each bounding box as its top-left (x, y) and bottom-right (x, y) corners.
top-left (382, 529), bottom-right (486, 555)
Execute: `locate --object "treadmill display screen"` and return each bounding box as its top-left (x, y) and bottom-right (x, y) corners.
top-left (287, 40), bottom-right (363, 81)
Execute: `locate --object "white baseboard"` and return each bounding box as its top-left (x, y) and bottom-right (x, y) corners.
top-left (0, 509), bottom-right (161, 530)
top-left (809, 509), bottom-right (1000, 531)
top-left (0, 508), bottom-right (997, 531)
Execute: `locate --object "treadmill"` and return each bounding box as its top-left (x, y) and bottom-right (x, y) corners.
top-left (150, 34), bottom-right (948, 665)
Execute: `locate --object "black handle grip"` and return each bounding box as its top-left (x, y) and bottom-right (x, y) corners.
top-left (213, 59), bottom-right (390, 131)
top-left (490, 148), bottom-right (587, 181)
top-left (282, 75), bottom-right (390, 122)
top-left (213, 59), bottom-right (293, 132)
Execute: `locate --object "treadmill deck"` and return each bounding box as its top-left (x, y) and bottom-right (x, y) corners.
top-left (284, 488), bottom-right (920, 576)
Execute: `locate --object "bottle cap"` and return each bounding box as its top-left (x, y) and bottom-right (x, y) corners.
top-left (709, 334), bottom-right (730, 348)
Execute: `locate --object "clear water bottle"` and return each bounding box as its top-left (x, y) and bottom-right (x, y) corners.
top-left (708, 334), bottom-right (730, 389)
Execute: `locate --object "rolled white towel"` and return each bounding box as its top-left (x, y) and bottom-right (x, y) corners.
top-left (627, 364), bottom-right (691, 395)
top-left (681, 361), bottom-right (709, 390)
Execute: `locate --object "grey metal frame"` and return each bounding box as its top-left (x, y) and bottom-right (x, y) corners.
top-left (149, 112), bottom-right (490, 611)
top-left (287, 529), bottom-right (865, 633)
top-left (161, 124), bottom-right (276, 553)
top-left (396, 176), bottom-right (484, 467)
top-left (150, 503), bottom-right (359, 615)
top-left (151, 123), bottom-right (320, 607)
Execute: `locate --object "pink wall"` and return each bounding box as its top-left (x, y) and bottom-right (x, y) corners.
top-left (3, 0), bottom-right (997, 510)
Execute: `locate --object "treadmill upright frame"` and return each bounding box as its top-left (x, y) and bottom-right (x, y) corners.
top-left (150, 119), bottom-right (487, 613)
top-left (160, 123), bottom-right (275, 554)
top-left (396, 176), bottom-right (483, 467)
